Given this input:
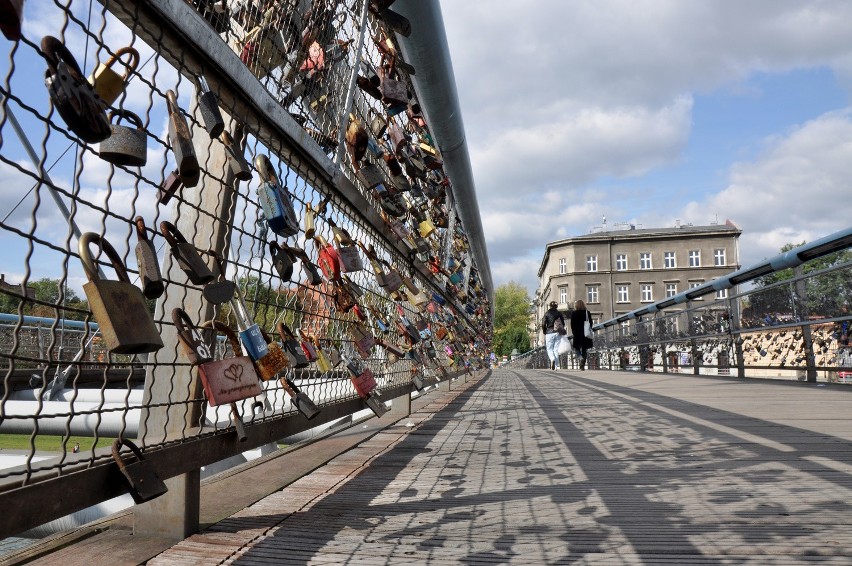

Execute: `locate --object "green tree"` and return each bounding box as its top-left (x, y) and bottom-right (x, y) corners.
top-left (749, 243), bottom-right (852, 318)
top-left (493, 282), bottom-right (531, 356)
top-left (0, 277), bottom-right (89, 321)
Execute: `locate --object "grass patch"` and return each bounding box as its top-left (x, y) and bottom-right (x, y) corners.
top-left (0, 434), bottom-right (128, 453)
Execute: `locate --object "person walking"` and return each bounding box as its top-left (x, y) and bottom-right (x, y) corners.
top-left (541, 301), bottom-right (566, 370)
top-left (570, 300), bottom-right (593, 370)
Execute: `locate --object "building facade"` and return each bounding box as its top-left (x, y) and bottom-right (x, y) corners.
top-left (535, 222), bottom-right (742, 339)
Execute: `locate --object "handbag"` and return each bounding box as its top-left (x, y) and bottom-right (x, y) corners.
top-left (584, 310), bottom-right (593, 338)
top-left (557, 334), bottom-right (571, 355)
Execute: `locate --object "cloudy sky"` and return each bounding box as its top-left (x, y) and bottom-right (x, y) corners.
top-left (438, 0), bottom-right (852, 294)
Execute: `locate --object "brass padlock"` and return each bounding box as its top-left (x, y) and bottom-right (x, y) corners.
top-left (197, 75), bottom-right (225, 138)
top-left (345, 114), bottom-right (368, 165)
top-left (221, 131), bottom-right (252, 181)
top-left (202, 251), bottom-right (236, 305)
top-left (303, 196), bottom-right (328, 239)
top-left (99, 109), bottom-right (147, 167)
top-left (159, 221), bottom-right (215, 285)
top-left (134, 216), bottom-right (164, 300)
top-left (88, 46), bottom-right (139, 106)
top-left (166, 90), bottom-right (200, 188)
top-left (157, 169), bottom-right (182, 205)
top-left (112, 438), bottom-right (168, 504)
top-left (1, 0), bottom-right (23, 41)
top-left (42, 36), bottom-right (111, 143)
top-left (79, 232), bottom-right (164, 354)
top-left (269, 241), bottom-right (294, 282)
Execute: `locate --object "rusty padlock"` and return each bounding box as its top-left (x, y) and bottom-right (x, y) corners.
top-left (1, 0), bottom-right (23, 41)
top-left (269, 241), bottom-right (294, 282)
top-left (280, 377), bottom-right (320, 420)
top-left (197, 75), bottom-right (225, 138)
top-left (79, 232), bottom-right (164, 354)
top-left (99, 109), bottom-right (147, 167)
top-left (202, 251), bottom-right (236, 305)
top-left (111, 438), bottom-right (168, 504)
top-left (356, 162), bottom-right (386, 191)
top-left (159, 221), bottom-right (215, 285)
top-left (221, 131), bottom-right (252, 181)
top-left (134, 216), bottom-right (164, 300)
top-left (157, 169), bottom-right (182, 205)
top-left (42, 36), bottom-right (110, 143)
top-left (88, 46), bottom-right (139, 106)
top-left (166, 90), bottom-right (200, 188)
top-left (379, 65), bottom-right (408, 106)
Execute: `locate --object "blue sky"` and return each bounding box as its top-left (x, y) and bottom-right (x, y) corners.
top-left (439, 0), bottom-right (852, 294)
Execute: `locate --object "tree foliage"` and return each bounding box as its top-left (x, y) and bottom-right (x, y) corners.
top-left (748, 244), bottom-right (852, 319)
top-left (0, 277), bottom-right (89, 321)
top-left (493, 282), bottom-right (531, 356)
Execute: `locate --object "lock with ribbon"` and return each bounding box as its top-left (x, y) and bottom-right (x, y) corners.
top-left (280, 377), bottom-right (320, 420)
top-left (166, 90), bottom-right (200, 188)
top-left (277, 323), bottom-right (309, 368)
top-left (99, 109), bottom-right (147, 167)
top-left (314, 235), bottom-right (341, 281)
top-left (202, 251), bottom-right (236, 305)
top-left (196, 75), bottom-right (225, 138)
top-left (79, 232), bottom-right (163, 354)
top-left (42, 36), bottom-right (111, 143)
top-left (134, 216), bottom-right (164, 300)
top-left (88, 46), bottom-right (139, 106)
top-left (111, 438), bottom-right (168, 504)
top-left (221, 131), bottom-right (252, 181)
top-left (269, 241), bottom-right (294, 282)
top-left (160, 221), bottom-right (215, 285)
top-left (255, 154), bottom-right (299, 237)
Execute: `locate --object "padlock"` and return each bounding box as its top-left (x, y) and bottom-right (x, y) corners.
top-left (280, 377), bottom-right (320, 420)
top-left (166, 90), bottom-right (200, 188)
top-left (253, 328), bottom-right (288, 381)
top-left (196, 75), bottom-right (225, 138)
top-left (99, 109), bottom-right (147, 167)
top-left (343, 275), bottom-right (364, 299)
top-left (331, 278), bottom-right (356, 313)
top-left (277, 323), bottom-right (309, 368)
top-left (351, 323), bottom-right (376, 358)
top-left (411, 368), bottom-right (425, 391)
top-left (111, 438), bottom-right (168, 504)
top-left (229, 286), bottom-right (269, 361)
top-left (378, 190), bottom-right (408, 219)
top-left (88, 46), bottom-right (139, 106)
top-left (78, 232), bottom-right (164, 354)
top-left (160, 221), bottom-right (215, 285)
top-left (314, 235), bottom-right (341, 281)
top-left (42, 36), bottom-right (111, 143)
top-left (312, 336), bottom-right (331, 373)
top-left (370, 111), bottom-right (387, 139)
top-left (381, 262), bottom-right (404, 293)
top-left (328, 220), bottom-right (363, 272)
top-left (356, 162), bottom-right (386, 191)
top-left (343, 354), bottom-right (377, 398)
top-left (325, 341), bottom-right (342, 367)
top-left (345, 114), bottom-right (368, 165)
top-left (0, 0), bottom-right (23, 41)
top-left (202, 251), bottom-right (236, 305)
top-left (157, 169), bottom-right (182, 205)
top-left (269, 241), bottom-right (294, 282)
top-left (303, 196), bottom-right (328, 240)
top-left (379, 65), bottom-right (408, 106)
top-left (298, 330), bottom-right (318, 362)
top-left (418, 218), bottom-right (435, 239)
top-left (399, 146), bottom-right (427, 180)
top-left (134, 216), bottom-right (164, 300)
top-left (387, 122), bottom-right (407, 154)
top-left (368, 305), bottom-right (390, 333)
top-left (220, 131), bottom-right (252, 181)
top-left (255, 154), bottom-right (299, 237)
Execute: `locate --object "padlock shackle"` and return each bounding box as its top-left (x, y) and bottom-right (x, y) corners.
top-left (101, 46), bottom-right (140, 79)
top-left (111, 437), bottom-right (146, 474)
top-left (165, 90), bottom-right (181, 118)
top-left (206, 249), bottom-right (228, 284)
top-left (41, 35), bottom-right (85, 81)
top-left (254, 154), bottom-right (279, 185)
top-left (172, 307), bottom-right (204, 365)
top-left (220, 130), bottom-right (235, 147)
top-left (108, 109), bottom-right (144, 129)
top-left (159, 220), bottom-right (189, 247)
top-left (134, 216), bottom-right (151, 243)
top-left (78, 232), bottom-right (131, 284)
top-left (200, 319), bottom-right (244, 357)
top-left (276, 322), bottom-right (297, 342)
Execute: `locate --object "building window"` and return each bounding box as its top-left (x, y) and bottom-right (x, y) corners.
top-left (689, 281), bottom-right (704, 300)
top-left (664, 251), bottom-right (676, 268)
top-left (586, 255), bottom-right (598, 272)
top-left (665, 282), bottom-right (677, 298)
top-left (640, 284), bottom-right (653, 302)
top-left (587, 285), bottom-right (599, 304)
top-left (620, 320), bottom-right (630, 336)
top-left (688, 250), bottom-right (701, 267)
top-left (639, 252), bottom-right (652, 270)
top-left (616, 254), bottom-right (627, 271)
top-left (616, 285), bottom-right (629, 303)
top-left (559, 287), bottom-right (568, 305)
top-left (558, 258), bottom-right (566, 274)
top-left (714, 249), bottom-right (726, 266)
top-left (715, 288), bottom-right (728, 300)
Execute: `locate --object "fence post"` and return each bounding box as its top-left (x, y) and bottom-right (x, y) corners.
top-left (794, 267), bottom-right (818, 382)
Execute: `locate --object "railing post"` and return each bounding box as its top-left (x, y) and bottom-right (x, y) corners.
top-left (794, 267), bottom-right (818, 382)
top-left (387, 390), bottom-right (411, 420)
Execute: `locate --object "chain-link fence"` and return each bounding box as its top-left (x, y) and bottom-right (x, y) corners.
top-left (0, 0), bottom-right (491, 542)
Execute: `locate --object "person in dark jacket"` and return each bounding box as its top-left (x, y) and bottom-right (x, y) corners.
top-left (541, 301), bottom-right (565, 370)
top-left (570, 299), bottom-right (593, 370)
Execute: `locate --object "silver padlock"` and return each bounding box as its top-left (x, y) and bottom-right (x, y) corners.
top-left (99, 109), bottom-right (147, 167)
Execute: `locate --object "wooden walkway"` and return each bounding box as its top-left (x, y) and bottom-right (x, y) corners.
top-left (151, 369), bottom-right (852, 565)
